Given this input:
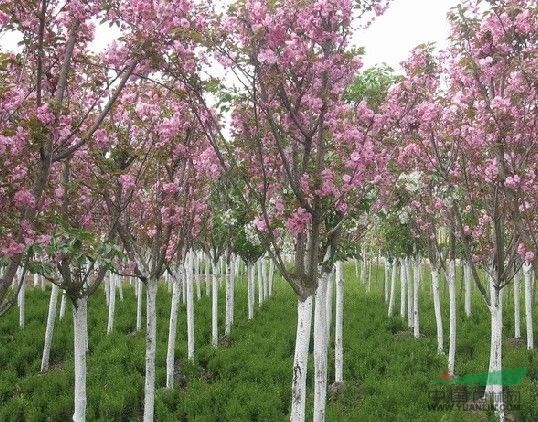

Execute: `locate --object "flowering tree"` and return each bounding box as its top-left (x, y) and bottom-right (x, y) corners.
top-left (202, 0), bottom-right (391, 420)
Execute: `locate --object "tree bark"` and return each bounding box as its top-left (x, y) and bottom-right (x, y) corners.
top-left (523, 263), bottom-right (534, 349)
top-left (211, 261), bottom-right (218, 347)
top-left (41, 283), bottom-right (59, 372)
top-left (290, 296), bottom-right (313, 422)
top-left (432, 267), bottom-right (443, 354)
top-left (186, 254), bottom-right (195, 360)
top-left (73, 296), bottom-right (88, 422)
top-left (334, 261), bottom-right (344, 383)
top-left (143, 279), bottom-right (158, 422)
top-left (388, 260), bottom-right (397, 317)
top-left (513, 269), bottom-right (521, 339)
top-left (107, 274), bottom-right (116, 334)
top-left (447, 260), bottom-right (456, 375)
top-left (247, 263), bottom-right (254, 320)
top-left (406, 257), bottom-right (413, 328)
top-left (413, 258), bottom-right (420, 338)
top-left (136, 278), bottom-right (143, 332)
top-left (165, 271), bottom-right (181, 388)
top-left (464, 261), bottom-right (472, 317)
top-left (313, 272), bottom-right (329, 422)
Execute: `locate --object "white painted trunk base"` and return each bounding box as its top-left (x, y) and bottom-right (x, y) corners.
top-left (313, 273), bottom-right (329, 422)
top-left (73, 296), bottom-right (88, 422)
top-left (334, 261), bottom-right (344, 383)
top-left (290, 296), bottom-right (313, 422)
top-left (41, 283), bottom-right (59, 372)
top-left (431, 268), bottom-right (443, 354)
top-left (143, 280), bottom-right (158, 422)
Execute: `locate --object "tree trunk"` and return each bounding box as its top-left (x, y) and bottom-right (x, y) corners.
top-left (143, 279), bottom-right (158, 422)
top-left (225, 259), bottom-right (234, 336)
top-left (263, 256), bottom-right (269, 300)
top-left (165, 272), bottom-right (181, 388)
top-left (247, 263), bottom-right (254, 320)
top-left (447, 260), bottom-right (456, 375)
top-left (268, 259), bottom-right (275, 297)
top-left (186, 254), bottom-right (195, 360)
top-left (136, 279), bottom-right (143, 332)
top-left (257, 259), bottom-right (263, 306)
top-left (432, 267), bottom-right (443, 354)
top-left (484, 283), bottom-right (504, 421)
top-left (313, 272), bottom-right (329, 422)
top-left (18, 276), bottom-right (25, 329)
top-left (205, 257), bottom-right (210, 297)
top-left (290, 296), bottom-right (313, 422)
top-left (107, 274), bottom-right (116, 334)
top-left (384, 259), bottom-right (390, 304)
top-left (400, 258), bottom-right (406, 319)
top-left (334, 261), bottom-right (344, 383)
top-left (41, 283), bottom-right (59, 372)
top-left (406, 257), bottom-right (413, 328)
top-left (413, 258), bottom-right (420, 338)
top-left (211, 261), bottom-right (218, 347)
top-left (523, 263), bottom-right (534, 349)
top-left (117, 274), bottom-right (123, 302)
top-left (195, 252), bottom-right (202, 301)
top-left (73, 296), bottom-right (88, 422)
top-left (464, 261), bottom-right (472, 317)
top-left (513, 269), bottom-right (521, 339)
top-left (59, 290), bottom-right (66, 320)
top-left (325, 268), bottom-right (334, 339)
top-left (388, 260), bottom-right (397, 317)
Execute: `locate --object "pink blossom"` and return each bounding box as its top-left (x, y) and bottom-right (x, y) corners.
top-left (13, 189), bottom-right (35, 208)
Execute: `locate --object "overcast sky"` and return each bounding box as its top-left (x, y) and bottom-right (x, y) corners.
top-left (0, 1), bottom-right (460, 70)
top-left (355, 0), bottom-right (460, 70)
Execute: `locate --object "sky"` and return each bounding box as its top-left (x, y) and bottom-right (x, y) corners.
top-left (355, 0), bottom-right (460, 70)
top-left (0, 1), bottom-right (460, 70)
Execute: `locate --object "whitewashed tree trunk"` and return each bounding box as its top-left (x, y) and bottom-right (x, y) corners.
top-left (18, 276), bottom-right (25, 329)
top-left (400, 258), bottom-right (406, 319)
top-left (432, 267), bottom-right (443, 354)
top-left (181, 264), bottom-right (187, 305)
top-left (513, 269), bottom-right (521, 339)
top-left (136, 278), bottom-right (143, 332)
top-left (195, 252), bottom-right (202, 301)
top-left (313, 272), bottom-right (329, 422)
top-left (225, 259), bottom-right (234, 336)
top-left (107, 274), bottom-right (116, 334)
top-left (205, 257), bottom-right (210, 297)
top-left (334, 261), bottom-right (344, 383)
top-left (406, 257), bottom-right (413, 328)
top-left (447, 259), bottom-right (456, 376)
top-left (247, 263), bottom-right (254, 320)
top-left (290, 296), bottom-right (313, 422)
top-left (186, 253), bottom-right (195, 360)
top-left (268, 259), bottom-right (275, 297)
top-left (33, 273), bottom-right (39, 287)
top-left (263, 258), bottom-right (269, 300)
top-left (117, 275), bottom-right (123, 302)
top-left (59, 290), bottom-right (67, 320)
top-left (40, 275), bottom-right (45, 290)
top-left (165, 272), bottom-right (181, 388)
top-left (73, 296), bottom-right (88, 422)
top-left (384, 260), bottom-right (390, 304)
top-left (143, 279), bottom-right (158, 422)
top-left (41, 283), bottom-right (59, 372)
top-left (413, 258), bottom-right (420, 338)
top-left (484, 282), bottom-right (504, 421)
top-left (463, 261), bottom-right (472, 317)
top-left (325, 268), bottom-right (334, 339)
top-left (211, 261), bottom-right (218, 346)
top-left (388, 260), bottom-right (397, 317)
top-left (523, 263), bottom-right (534, 349)
top-left (257, 259), bottom-right (263, 306)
